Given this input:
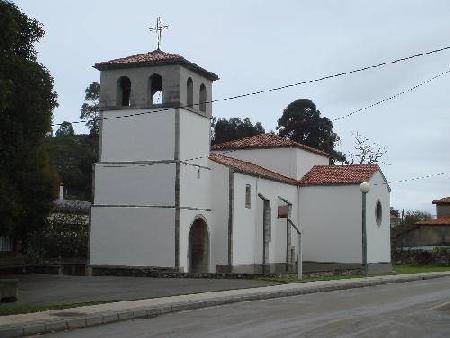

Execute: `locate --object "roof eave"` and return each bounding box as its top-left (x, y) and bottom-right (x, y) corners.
top-left (233, 169), bottom-right (298, 186)
top-left (370, 167), bottom-right (391, 192)
top-left (93, 61), bottom-right (219, 81)
top-left (209, 156), bottom-right (297, 186)
top-left (212, 145), bottom-right (329, 157)
top-left (415, 222), bottom-right (450, 226)
top-left (432, 201), bottom-right (450, 205)
top-left (298, 182), bottom-right (363, 188)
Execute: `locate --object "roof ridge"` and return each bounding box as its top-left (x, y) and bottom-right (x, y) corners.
top-left (312, 163), bottom-right (380, 167)
top-left (94, 49), bottom-right (218, 81)
top-left (212, 133), bottom-right (329, 157)
top-left (210, 153), bottom-right (388, 188)
top-left (299, 163), bottom-right (382, 186)
top-left (416, 216), bottom-right (450, 225)
top-left (96, 51), bottom-right (178, 64)
top-left (432, 197), bottom-right (450, 204)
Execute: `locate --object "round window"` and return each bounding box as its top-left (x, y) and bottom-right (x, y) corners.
top-left (375, 200), bottom-right (382, 226)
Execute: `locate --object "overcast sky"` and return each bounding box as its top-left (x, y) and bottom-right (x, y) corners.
top-left (14, 0), bottom-right (450, 214)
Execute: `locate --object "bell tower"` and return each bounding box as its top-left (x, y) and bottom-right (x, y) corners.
top-left (89, 48), bottom-right (218, 272)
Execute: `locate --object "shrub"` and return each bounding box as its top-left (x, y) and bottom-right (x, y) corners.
top-left (24, 213), bottom-right (88, 263)
top-left (392, 248), bottom-right (450, 266)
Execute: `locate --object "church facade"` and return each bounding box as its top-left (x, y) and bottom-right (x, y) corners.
top-left (89, 49), bottom-right (392, 275)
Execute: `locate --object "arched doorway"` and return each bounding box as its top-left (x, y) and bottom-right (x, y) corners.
top-left (189, 217), bottom-right (209, 273)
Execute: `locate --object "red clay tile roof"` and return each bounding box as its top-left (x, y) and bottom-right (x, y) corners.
top-left (211, 134), bottom-right (329, 157)
top-left (94, 49), bottom-right (219, 81)
top-left (416, 216), bottom-right (450, 225)
top-left (299, 164), bottom-right (380, 186)
top-left (432, 197), bottom-right (450, 205)
top-left (209, 153), bottom-right (297, 185)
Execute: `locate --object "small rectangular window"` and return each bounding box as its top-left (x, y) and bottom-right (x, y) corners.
top-left (245, 184), bottom-right (251, 209)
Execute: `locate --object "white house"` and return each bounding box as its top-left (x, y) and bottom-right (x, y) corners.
top-left (89, 49), bottom-right (391, 275)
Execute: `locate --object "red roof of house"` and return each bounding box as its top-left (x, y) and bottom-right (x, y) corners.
top-left (209, 153), bottom-right (297, 185)
top-left (211, 134), bottom-right (329, 157)
top-left (299, 164), bottom-right (380, 186)
top-left (432, 197), bottom-right (450, 205)
top-left (94, 49), bottom-right (219, 81)
top-left (416, 216), bottom-right (450, 225)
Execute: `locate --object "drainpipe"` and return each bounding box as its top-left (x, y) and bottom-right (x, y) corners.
top-left (258, 193), bottom-right (268, 274)
top-left (255, 178), bottom-right (259, 271)
top-left (297, 186), bottom-right (302, 279)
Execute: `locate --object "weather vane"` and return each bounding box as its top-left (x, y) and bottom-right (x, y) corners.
top-left (149, 17), bottom-right (169, 50)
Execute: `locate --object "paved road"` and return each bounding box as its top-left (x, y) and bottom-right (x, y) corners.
top-left (6, 274), bottom-right (273, 305)
top-left (41, 276), bottom-right (450, 338)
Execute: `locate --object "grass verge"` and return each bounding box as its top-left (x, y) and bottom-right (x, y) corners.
top-left (258, 264), bottom-right (450, 284)
top-left (256, 273), bottom-right (363, 284)
top-left (0, 300), bottom-right (117, 316)
top-left (392, 264), bottom-right (450, 274)
top-left (2, 265), bottom-right (449, 315)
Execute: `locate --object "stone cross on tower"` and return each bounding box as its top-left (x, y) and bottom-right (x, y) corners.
top-left (149, 17), bottom-right (169, 50)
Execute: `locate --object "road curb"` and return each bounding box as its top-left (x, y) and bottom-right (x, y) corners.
top-left (1, 272), bottom-right (449, 338)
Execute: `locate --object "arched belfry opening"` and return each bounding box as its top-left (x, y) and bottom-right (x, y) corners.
top-left (187, 77), bottom-right (193, 108)
top-left (189, 217), bottom-right (209, 273)
top-left (199, 83), bottom-right (207, 112)
top-left (117, 76), bottom-right (131, 106)
top-left (149, 73), bottom-right (163, 105)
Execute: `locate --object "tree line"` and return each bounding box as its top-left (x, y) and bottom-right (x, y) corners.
top-left (1, 1), bottom-right (58, 242)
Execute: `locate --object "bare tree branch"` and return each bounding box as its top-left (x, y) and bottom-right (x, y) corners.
top-left (347, 132), bottom-right (388, 164)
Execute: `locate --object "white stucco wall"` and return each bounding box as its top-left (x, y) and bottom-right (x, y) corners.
top-left (296, 149), bottom-right (329, 179)
top-left (366, 172), bottom-right (391, 263)
top-left (178, 161), bottom-right (212, 272)
top-left (298, 175), bottom-right (391, 265)
top-left (208, 161), bottom-right (230, 270)
top-left (179, 164), bottom-right (211, 210)
top-left (178, 109), bottom-right (213, 272)
top-left (232, 173), bottom-right (299, 266)
top-left (214, 148), bottom-right (296, 179)
top-left (179, 108), bottom-right (210, 165)
top-left (213, 147), bottom-right (328, 181)
top-left (299, 185), bottom-right (362, 263)
top-left (94, 163), bottom-right (175, 206)
top-left (257, 179), bottom-right (298, 265)
top-left (90, 207), bottom-right (175, 267)
top-left (100, 108), bottom-right (175, 162)
top-left (232, 173), bottom-right (258, 265)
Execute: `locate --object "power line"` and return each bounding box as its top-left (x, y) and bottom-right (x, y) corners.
top-left (332, 69), bottom-right (450, 122)
top-left (52, 43), bottom-right (450, 127)
top-left (185, 69), bottom-right (450, 162)
top-left (101, 158), bottom-right (449, 187)
top-left (387, 172), bottom-right (449, 184)
top-left (51, 45), bottom-right (450, 177)
top-left (371, 171), bottom-right (449, 187)
top-left (99, 160), bottom-right (210, 170)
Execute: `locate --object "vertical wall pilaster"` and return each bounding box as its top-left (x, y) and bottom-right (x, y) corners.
top-left (227, 169), bottom-right (234, 268)
top-left (174, 108), bottom-right (181, 269)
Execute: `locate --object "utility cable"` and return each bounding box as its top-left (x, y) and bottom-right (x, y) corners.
top-left (52, 44), bottom-right (450, 127)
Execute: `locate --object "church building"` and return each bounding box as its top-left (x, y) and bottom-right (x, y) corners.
top-left (89, 48), bottom-right (392, 275)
